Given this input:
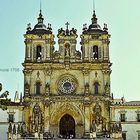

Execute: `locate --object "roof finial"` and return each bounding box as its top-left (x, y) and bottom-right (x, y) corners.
top-left (65, 22), bottom-right (70, 30)
top-left (91, 0), bottom-right (97, 24)
top-left (65, 22), bottom-right (70, 35)
top-left (91, 10), bottom-right (97, 24)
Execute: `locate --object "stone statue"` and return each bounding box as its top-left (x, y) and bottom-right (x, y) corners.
top-left (102, 120), bottom-right (107, 131)
top-left (33, 104), bottom-right (42, 132)
top-left (8, 122), bottom-right (12, 133)
top-left (91, 120), bottom-right (96, 132)
top-left (17, 123), bottom-right (21, 134)
top-left (25, 83), bottom-right (30, 94)
top-left (85, 83), bottom-right (89, 94)
top-left (58, 28), bottom-right (65, 36)
top-left (22, 122), bottom-right (27, 134)
top-left (119, 122), bottom-right (122, 131)
top-left (35, 131), bottom-right (39, 139)
top-left (65, 47), bottom-right (70, 57)
top-left (46, 83), bottom-right (50, 94)
top-left (104, 82), bottom-right (110, 94)
top-left (94, 102), bottom-right (102, 125)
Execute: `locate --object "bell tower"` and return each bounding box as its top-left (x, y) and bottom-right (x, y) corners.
top-left (80, 11), bottom-right (111, 96)
top-left (24, 10), bottom-right (55, 63)
top-left (81, 11), bottom-right (110, 63)
top-left (23, 9), bottom-right (55, 133)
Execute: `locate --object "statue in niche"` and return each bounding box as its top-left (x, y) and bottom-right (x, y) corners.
top-left (46, 83), bottom-right (50, 94)
top-left (92, 102), bottom-right (107, 132)
top-left (102, 118), bottom-right (107, 131)
top-left (65, 44), bottom-right (70, 57)
top-left (25, 83), bottom-right (30, 94)
top-left (65, 47), bottom-right (70, 56)
top-left (104, 82), bottom-right (110, 94)
top-left (91, 120), bottom-right (96, 132)
top-left (76, 50), bottom-right (81, 58)
top-left (22, 122), bottom-right (27, 134)
top-left (94, 102), bottom-right (102, 117)
top-left (118, 122), bottom-right (122, 131)
top-left (85, 83), bottom-right (89, 94)
top-left (33, 103), bottom-right (42, 132)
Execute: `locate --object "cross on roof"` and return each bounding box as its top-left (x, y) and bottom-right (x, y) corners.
top-left (65, 22), bottom-right (70, 30)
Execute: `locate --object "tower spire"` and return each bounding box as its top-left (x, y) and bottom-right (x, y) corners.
top-left (38, 0), bottom-right (44, 24)
top-left (40, 0), bottom-right (42, 14)
top-left (91, 0), bottom-right (97, 24)
top-left (93, 0), bottom-right (95, 11)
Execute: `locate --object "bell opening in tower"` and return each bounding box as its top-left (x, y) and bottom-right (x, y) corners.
top-left (36, 46), bottom-right (42, 62)
top-left (93, 45), bottom-right (99, 59)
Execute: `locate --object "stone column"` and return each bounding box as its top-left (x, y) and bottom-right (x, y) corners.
top-left (44, 101), bottom-right (50, 132)
top-left (84, 100), bottom-right (91, 137)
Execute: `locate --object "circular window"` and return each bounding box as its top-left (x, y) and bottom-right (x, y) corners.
top-left (58, 76), bottom-right (77, 94)
top-left (63, 82), bottom-right (72, 90)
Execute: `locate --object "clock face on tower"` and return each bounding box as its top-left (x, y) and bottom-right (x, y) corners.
top-left (58, 76), bottom-right (77, 94)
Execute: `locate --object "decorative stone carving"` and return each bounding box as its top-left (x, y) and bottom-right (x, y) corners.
top-left (46, 69), bottom-right (52, 76)
top-left (94, 102), bottom-right (102, 118)
top-left (70, 28), bottom-right (77, 36)
top-left (82, 69), bottom-right (90, 76)
top-left (58, 28), bottom-right (65, 36)
top-left (32, 103), bottom-right (43, 132)
top-left (44, 99), bottom-right (52, 107)
top-left (58, 75), bottom-right (77, 94)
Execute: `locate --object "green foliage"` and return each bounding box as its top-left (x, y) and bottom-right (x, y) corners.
top-left (0, 83), bottom-right (11, 110)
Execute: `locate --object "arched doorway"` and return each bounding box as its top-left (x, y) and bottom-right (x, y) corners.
top-left (59, 114), bottom-right (75, 138)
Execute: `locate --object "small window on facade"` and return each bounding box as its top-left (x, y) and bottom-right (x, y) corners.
top-left (36, 82), bottom-right (41, 95)
top-left (122, 132), bottom-right (126, 140)
top-left (120, 113), bottom-right (126, 122)
top-left (8, 114), bottom-right (14, 123)
top-left (137, 114), bottom-right (140, 122)
top-left (93, 46), bottom-right (98, 59)
top-left (36, 46), bottom-right (42, 61)
top-left (94, 82), bottom-right (99, 94)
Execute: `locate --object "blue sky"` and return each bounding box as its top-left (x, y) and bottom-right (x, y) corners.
top-left (0, 0), bottom-right (140, 101)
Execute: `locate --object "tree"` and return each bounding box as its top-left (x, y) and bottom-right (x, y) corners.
top-left (0, 83), bottom-right (11, 110)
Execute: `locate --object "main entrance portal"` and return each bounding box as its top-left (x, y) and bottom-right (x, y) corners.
top-left (59, 114), bottom-right (75, 138)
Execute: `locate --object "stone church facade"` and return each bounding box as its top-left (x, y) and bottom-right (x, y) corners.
top-left (21, 9), bottom-right (122, 139)
top-left (0, 7), bottom-right (125, 139)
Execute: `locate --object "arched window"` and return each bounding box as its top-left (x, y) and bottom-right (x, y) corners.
top-left (93, 46), bottom-right (98, 59)
top-left (36, 46), bottom-right (42, 61)
top-left (36, 82), bottom-right (41, 95)
top-left (94, 82), bottom-right (99, 94)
